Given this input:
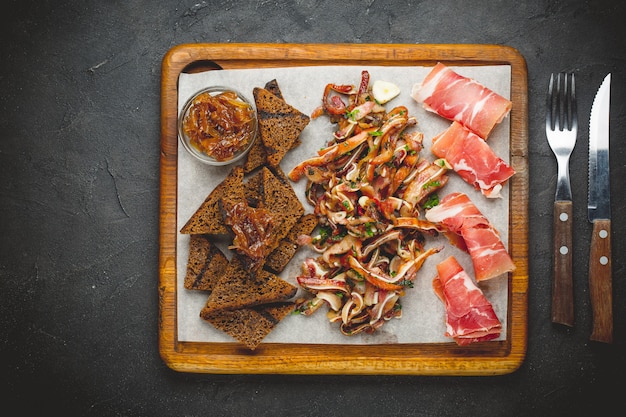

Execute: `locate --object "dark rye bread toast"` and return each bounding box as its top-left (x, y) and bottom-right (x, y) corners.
top-left (244, 79), bottom-right (280, 173)
top-left (200, 254), bottom-right (297, 315)
top-left (243, 164), bottom-right (291, 208)
top-left (184, 234), bottom-right (229, 291)
top-left (263, 79), bottom-right (284, 100)
top-left (243, 132), bottom-right (269, 173)
top-left (182, 80), bottom-right (311, 350)
top-left (259, 166), bottom-right (304, 250)
top-left (180, 165), bottom-right (245, 235)
top-left (243, 169), bottom-right (263, 207)
top-left (231, 165), bottom-right (305, 271)
top-left (244, 79), bottom-right (304, 173)
top-left (252, 87), bottom-right (310, 167)
top-left (201, 302), bottom-right (295, 350)
top-left (264, 79), bottom-right (302, 149)
top-left (265, 213), bottom-right (318, 273)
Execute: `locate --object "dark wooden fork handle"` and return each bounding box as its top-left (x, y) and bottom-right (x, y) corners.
top-left (552, 200), bottom-right (574, 326)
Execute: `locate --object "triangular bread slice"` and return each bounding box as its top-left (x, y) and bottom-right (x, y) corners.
top-left (200, 255), bottom-right (297, 315)
top-left (244, 80), bottom-right (283, 174)
top-left (243, 136), bottom-right (269, 174)
top-left (259, 166), bottom-right (304, 249)
top-left (244, 80), bottom-right (304, 172)
top-left (265, 213), bottom-right (318, 273)
top-left (201, 302), bottom-right (295, 350)
top-left (243, 169), bottom-right (264, 207)
top-left (183, 234), bottom-right (229, 291)
top-left (263, 79), bottom-right (284, 100)
top-left (263, 79), bottom-right (302, 150)
top-left (180, 165), bottom-right (244, 235)
top-left (253, 87), bottom-right (310, 166)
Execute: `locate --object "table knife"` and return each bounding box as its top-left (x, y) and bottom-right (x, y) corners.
top-left (588, 73), bottom-right (613, 343)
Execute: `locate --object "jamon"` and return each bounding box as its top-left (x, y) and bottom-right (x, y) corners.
top-left (431, 121), bottom-right (515, 198)
top-left (411, 62), bottom-right (512, 140)
top-left (425, 192), bottom-right (515, 281)
top-left (432, 256), bottom-right (502, 346)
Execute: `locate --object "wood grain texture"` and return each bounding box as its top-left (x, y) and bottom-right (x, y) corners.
top-left (159, 43), bottom-right (529, 375)
top-left (552, 200), bottom-right (574, 326)
top-left (589, 219), bottom-right (613, 343)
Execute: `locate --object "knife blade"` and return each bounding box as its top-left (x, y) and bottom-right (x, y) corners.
top-left (588, 73), bottom-right (613, 343)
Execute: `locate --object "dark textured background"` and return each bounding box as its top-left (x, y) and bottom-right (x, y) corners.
top-left (1, 1), bottom-right (624, 415)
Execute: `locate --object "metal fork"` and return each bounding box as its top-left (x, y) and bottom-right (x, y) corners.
top-left (546, 72), bottom-right (578, 327)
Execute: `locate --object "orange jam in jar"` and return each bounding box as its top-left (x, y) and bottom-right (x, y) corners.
top-left (182, 90), bottom-right (256, 162)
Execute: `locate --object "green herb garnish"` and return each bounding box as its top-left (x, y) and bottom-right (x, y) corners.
top-left (422, 194), bottom-right (439, 209)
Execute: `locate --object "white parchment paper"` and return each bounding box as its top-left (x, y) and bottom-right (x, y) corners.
top-left (176, 65), bottom-right (511, 344)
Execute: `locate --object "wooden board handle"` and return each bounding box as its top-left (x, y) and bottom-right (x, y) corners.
top-left (552, 201), bottom-right (574, 326)
top-left (589, 219), bottom-right (613, 343)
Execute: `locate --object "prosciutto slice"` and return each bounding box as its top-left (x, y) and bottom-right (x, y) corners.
top-left (425, 192), bottom-right (515, 281)
top-left (431, 121), bottom-right (515, 198)
top-left (432, 256), bottom-right (502, 346)
top-left (411, 62), bottom-right (512, 140)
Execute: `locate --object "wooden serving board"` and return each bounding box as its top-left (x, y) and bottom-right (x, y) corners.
top-left (159, 43), bottom-right (528, 375)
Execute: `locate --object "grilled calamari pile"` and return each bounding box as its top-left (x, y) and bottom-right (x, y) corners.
top-left (288, 71), bottom-right (450, 336)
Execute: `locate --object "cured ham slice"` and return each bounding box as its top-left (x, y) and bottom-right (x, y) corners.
top-left (431, 121), bottom-right (515, 198)
top-left (411, 62), bottom-right (512, 140)
top-left (425, 192), bottom-right (515, 281)
top-left (432, 256), bottom-right (502, 346)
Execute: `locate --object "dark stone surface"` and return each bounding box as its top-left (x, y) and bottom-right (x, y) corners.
top-left (1, 0), bottom-right (624, 415)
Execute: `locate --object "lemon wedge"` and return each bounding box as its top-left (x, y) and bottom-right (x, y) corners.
top-left (371, 80), bottom-right (400, 104)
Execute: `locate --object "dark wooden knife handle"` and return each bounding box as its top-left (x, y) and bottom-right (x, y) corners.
top-left (552, 201), bottom-right (574, 326)
top-left (589, 219), bottom-right (613, 343)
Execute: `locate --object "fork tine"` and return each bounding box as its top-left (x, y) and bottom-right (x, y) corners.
top-left (546, 73), bottom-right (555, 130)
top-left (557, 72), bottom-right (565, 131)
top-left (569, 74), bottom-right (577, 130)
top-left (560, 73), bottom-right (577, 131)
top-left (548, 72), bottom-right (577, 132)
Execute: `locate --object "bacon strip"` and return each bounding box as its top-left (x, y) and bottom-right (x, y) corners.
top-left (432, 256), bottom-right (502, 346)
top-left (431, 121), bottom-right (515, 198)
top-left (425, 192), bottom-right (515, 281)
top-left (411, 62), bottom-right (512, 140)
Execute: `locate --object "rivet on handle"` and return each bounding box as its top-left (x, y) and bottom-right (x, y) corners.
top-left (558, 212), bottom-right (569, 256)
top-left (598, 229), bottom-right (609, 265)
